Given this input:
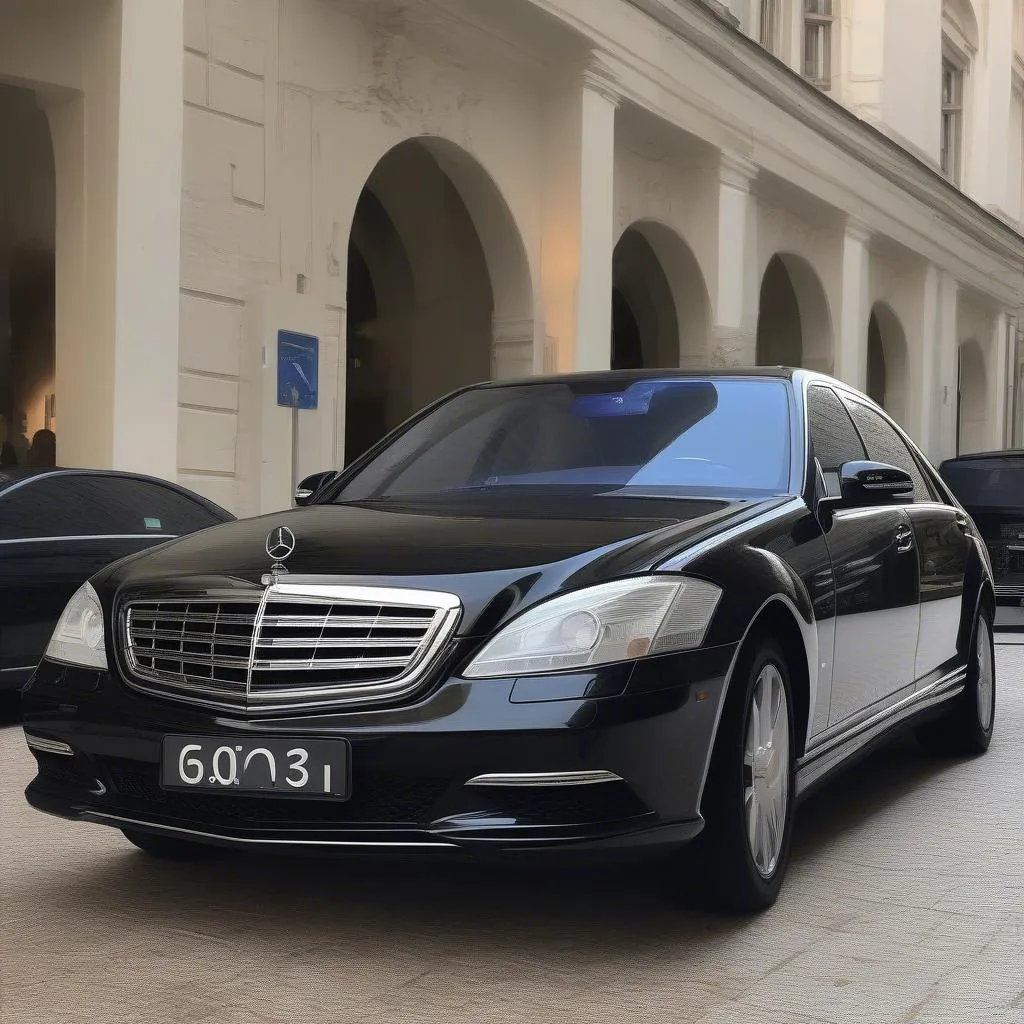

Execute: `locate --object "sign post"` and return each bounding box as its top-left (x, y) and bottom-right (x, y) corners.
top-left (276, 331), bottom-right (319, 495)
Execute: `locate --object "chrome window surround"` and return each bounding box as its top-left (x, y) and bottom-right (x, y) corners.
top-left (120, 581), bottom-right (462, 714)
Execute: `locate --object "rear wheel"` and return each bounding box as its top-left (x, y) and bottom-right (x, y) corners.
top-left (917, 602), bottom-right (995, 757)
top-left (681, 637), bottom-right (796, 913)
top-left (122, 828), bottom-right (227, 861)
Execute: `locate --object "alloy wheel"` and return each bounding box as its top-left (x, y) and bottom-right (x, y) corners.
top-left (977, 615), bottom-right (994, 732)
top-left (743, 663), bottom-right (790, 879)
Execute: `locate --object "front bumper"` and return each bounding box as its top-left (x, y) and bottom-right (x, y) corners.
top-left (20, 645), bottom-right (735, 859)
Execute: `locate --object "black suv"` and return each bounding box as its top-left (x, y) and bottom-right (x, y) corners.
top-left (940, 450), bottom-right (1024, 604)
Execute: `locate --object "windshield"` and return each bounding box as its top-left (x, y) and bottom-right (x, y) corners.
top-left (334, 378), bottom-right (793, 503)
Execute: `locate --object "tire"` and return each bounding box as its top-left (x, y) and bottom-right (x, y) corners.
top-left (121, 828), bottom-right (227, 861)
top-left (916, 601), bottom-right (995, 757)
top-left (682, 636), bottom-right (797, 914)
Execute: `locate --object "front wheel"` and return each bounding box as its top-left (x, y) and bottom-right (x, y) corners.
top-left (917, 602), bottom-right (995, 757)
top-left (680, 637), bottom-right (796, 913)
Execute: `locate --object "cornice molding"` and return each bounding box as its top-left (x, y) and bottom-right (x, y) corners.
top-left (719, 150), bottom-right (758, 189)
top-left (582, 53), bottom-right (622, 106)
top-left (619, 0), bottom-right (1024, 268)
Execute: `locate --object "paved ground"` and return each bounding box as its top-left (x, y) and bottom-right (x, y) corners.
top-left (2, 645), bottom-right (1023, 1024)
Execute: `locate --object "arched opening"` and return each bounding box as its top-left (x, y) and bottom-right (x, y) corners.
top-left (344, 138), bottom-right (533, 464)
top-left (611, 221), bottom-right (710, 370)
top-left (756, 253), bottom-right (833, 372)
top-left (866, 302), bottom-right (909, 426)
top-left (0, 84), bottom-right (56, 469)
top-left (958, 339), bottom-right (987, 454)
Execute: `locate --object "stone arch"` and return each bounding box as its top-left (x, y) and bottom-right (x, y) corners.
top-left (866, 302), bottom-right (909, 426)
top-left (344, 137), bottom-right (534, 462)
top-left (611, 219), bottom-right (711, 370)
top-left (958, 339), bottom-right (988, 455)
top-left (755, 253), bottom-right (833, 372)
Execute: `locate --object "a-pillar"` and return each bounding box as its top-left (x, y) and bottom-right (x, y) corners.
top-left (710, 151), bottom-right (759, 366)
top-left (835, 219), bottom-right (871, 391)
top-left (541, 55), bottom-right (618, 372)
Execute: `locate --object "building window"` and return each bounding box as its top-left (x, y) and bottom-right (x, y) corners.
top-left (941, 58), bottom-right (964, 184)
top-left (803, 0), bottom-right (835, 89)
top-left (760, 0), bottom-right (781, 55)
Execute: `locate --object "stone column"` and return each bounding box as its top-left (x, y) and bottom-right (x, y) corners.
top-left (541, 55), bottom-right (618, 372)
top-left (917, 269), bottom-right (960, 461)
top-left (110, 0), bottom-right (184, 477)
top-left (836, 219), bottom-right (871, 391)
top-left (710, 151), bottom-right (759, 366)
top-left (988, 311), bottom-right (1011, 451)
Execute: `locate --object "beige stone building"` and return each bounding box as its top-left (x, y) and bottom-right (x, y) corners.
top-left (1, 0), bottom-right (1023, 515)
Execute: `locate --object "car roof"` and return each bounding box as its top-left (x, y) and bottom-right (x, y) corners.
top-left (0, 467), bottom-right (234, 518)
top-left (477, 366), bottom-right (799, 389)
top-left (940, 450), bottom-right (1024, 466)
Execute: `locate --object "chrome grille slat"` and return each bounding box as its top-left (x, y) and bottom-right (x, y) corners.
top-left (254, 637), bottom-right (421, 650)
top-left (122, 584), bottom-right (461, 713)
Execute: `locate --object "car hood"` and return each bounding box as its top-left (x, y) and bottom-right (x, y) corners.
top-left (100, 495), bottom-right (786, 633)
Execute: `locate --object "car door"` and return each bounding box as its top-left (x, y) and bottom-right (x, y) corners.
top-left (841, 396), bottom-right (970, 683)
top-left (805, 385), bottom-right (921, 727)
top-left (0, 474), bottom-right (226, 678)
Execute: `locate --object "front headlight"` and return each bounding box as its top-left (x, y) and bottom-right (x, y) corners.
top-left (45, 582), bottom-right (108, 670)
top-left (463, 576), bottom-right (722, 679)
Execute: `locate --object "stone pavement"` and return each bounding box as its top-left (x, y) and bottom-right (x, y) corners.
top-left (2, 645), bottom-right (1023, 1024)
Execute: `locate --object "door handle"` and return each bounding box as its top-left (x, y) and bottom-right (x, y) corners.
top-left (954, 512), bottom-right (970, 533)
top-left (895, 524), bottom-right (914, 553)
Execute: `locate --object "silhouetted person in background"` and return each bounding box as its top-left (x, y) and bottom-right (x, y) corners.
top-left (9, 413), bottom-right (29, 466)
top-left (28, 429), bottom-right (56, 468)
top-left (0, 415), bottom-right (17, 468)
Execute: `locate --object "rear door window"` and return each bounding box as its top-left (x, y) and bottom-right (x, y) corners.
top-left (0, 475), bottom-right (224, 541)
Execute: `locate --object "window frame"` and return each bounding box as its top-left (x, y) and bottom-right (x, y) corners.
top-left (759, 0), bottom-right (783, 56)
top-left (802, 0), bottom-right (836, 91)
top-left (940, 17), bottom-right (973, 188)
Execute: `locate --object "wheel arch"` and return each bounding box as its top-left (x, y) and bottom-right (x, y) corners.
top-left (696, 592), bottom-right (817, 813)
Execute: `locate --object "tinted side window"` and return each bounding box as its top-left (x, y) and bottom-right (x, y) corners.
top-left (843, 400), bottom-right (934, 503)
top-left (806, 386), bottom-right (866, 496)
top-left (0, 476), bottom-right (224, 541)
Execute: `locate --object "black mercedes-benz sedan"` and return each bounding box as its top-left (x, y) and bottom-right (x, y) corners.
top-left (0, 469), bottom-right (233, 694)
top-left (21, 370), bottom-right (995, 912)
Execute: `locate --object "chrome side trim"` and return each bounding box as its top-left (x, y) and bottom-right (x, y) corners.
top-left (0, 665), bottom-right (35, 674)
top-left (0, 534), bottom-right (177, 547)
top-left (658, 497), bottom-right (806, 572)
top-left (464, 771), bottom-right (624, 788)
top-left (85, 812), bottom-right (458, 849)
top-left (24, 733), bottom-right (75, 757)
top-left (796, 666), bottom-right (967, 795)
top-left (802, 664), bottom-right (967, 764)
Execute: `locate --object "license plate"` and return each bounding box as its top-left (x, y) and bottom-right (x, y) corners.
top-left (160, 735), bottom-right (350, 798)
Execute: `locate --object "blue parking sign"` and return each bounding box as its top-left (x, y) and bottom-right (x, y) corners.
top-left (277, 331), bottom-right (319, 410)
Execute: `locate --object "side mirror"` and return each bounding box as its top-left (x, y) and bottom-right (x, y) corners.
top-left (836, 461), bottom-right (914, 507)
top-left (294, 471), bottom-right (337, 507)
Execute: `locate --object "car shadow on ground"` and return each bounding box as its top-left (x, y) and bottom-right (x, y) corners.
top-left (16, 727), bottom-right (969, 952)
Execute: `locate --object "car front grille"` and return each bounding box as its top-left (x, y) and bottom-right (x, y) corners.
top-left (122, 583), bottom-right (461, 713)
